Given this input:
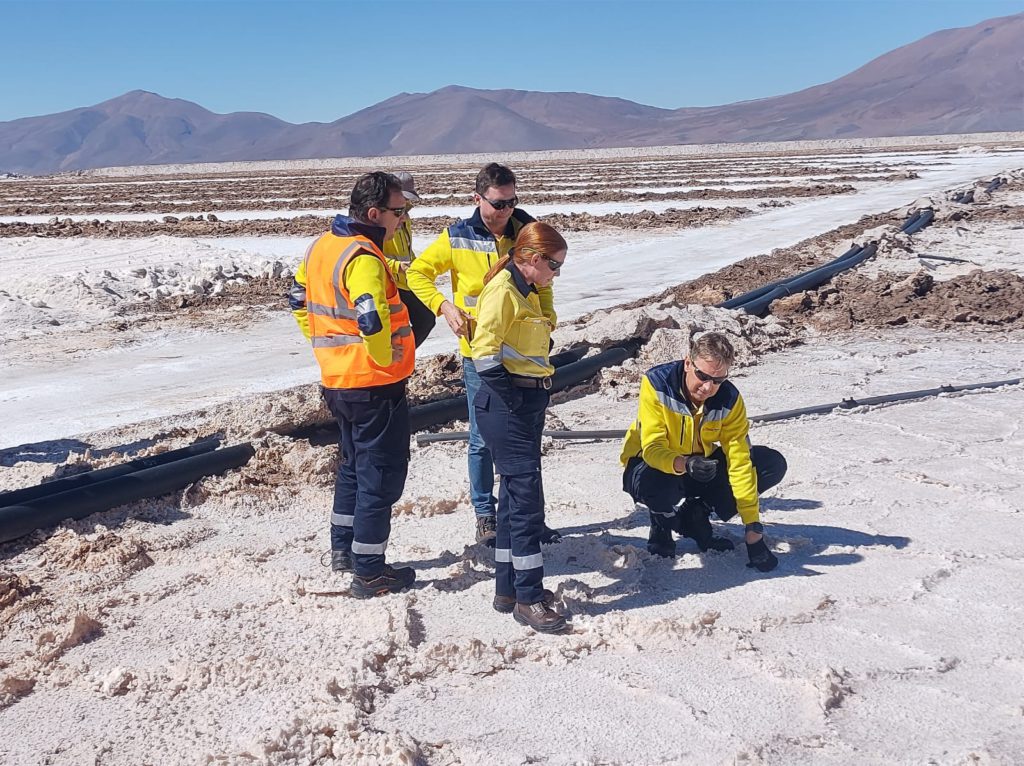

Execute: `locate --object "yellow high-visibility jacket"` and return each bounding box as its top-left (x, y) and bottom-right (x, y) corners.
top-left (471, 262), bottom-right (555, 389)
top-left (383, 217), bottom-right (414, 290)
top-left (407, 207), bottom-right (554, 357)
top-left (619, 361), bottom-right (760, 524)
top-left (288, 215), bottom-right (408, 370)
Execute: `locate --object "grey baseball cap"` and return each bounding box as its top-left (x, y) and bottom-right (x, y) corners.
top-left (394, 171), bottom-right (421, 203)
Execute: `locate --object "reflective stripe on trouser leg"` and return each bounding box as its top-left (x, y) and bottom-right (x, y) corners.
top-left (352, 540), bottom-right (388, 555)
top-left (331, 513), bottom-right (354, 526)
top-left (512, 552), bottom-right (543, 569)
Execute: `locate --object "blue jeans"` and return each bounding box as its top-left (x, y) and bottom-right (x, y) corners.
top-left (462, 357), bottom-right (497, 518)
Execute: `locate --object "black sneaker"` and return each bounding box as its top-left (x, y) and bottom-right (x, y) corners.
top-left (475, 515), bottom-right (497, 543)
top-left (539, 525), bottom-right (562, 545)
top-left (350, 565), bottom-right (416, 599)
top-left (320, 549), bottom-right (352, 572)
top-left (493, 588), bottom-right (555, 614)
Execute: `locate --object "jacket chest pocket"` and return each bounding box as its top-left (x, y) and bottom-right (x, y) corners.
top-left (508, 318), bottom-right (550, 359)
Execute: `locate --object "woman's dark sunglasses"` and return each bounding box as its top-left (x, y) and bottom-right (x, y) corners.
top-left (691, 361), bottom-right (728, 385)
top-left (543, 256), bottom-right (563, 271)
top-left (480, 195), bottom-right (519, 210)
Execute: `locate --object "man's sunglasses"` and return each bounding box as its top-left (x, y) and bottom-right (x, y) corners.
top-left (690, 360), bottom-right (728, 385)
top-left (479, 194), bottom-right (519, 211)
top-left (376, 205), bottom-right (407, 217)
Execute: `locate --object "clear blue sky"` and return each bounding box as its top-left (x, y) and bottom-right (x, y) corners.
top-left (2, 0), bottom-right (1022, 123)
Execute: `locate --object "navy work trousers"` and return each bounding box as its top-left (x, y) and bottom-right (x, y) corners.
top-left (623, 446), bottom-right (787, 523)
top-left (474, 384), bottom-right (549, 605)
top-left (324, 381), bottom-right (409, 578)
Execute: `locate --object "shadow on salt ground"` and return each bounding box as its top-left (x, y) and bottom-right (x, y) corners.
top-left (0, 438), bottom-right (92, 467)
top-left (413, 504), bottom-right (910, 612)
top-left (760, 496), bottom-right (824, 512)
top-left (557, 518), bottom-right (911, 616)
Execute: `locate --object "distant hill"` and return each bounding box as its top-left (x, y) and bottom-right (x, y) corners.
top-left (1, 12), bottom-right (1022, 175)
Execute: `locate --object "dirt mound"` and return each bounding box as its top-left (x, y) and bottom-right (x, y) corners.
top-left (540, 205), bottom-right (752, 231)
top-left (408, 352), bottom-right (465, 404)
top-left (0, 572), bottom-right (32, 611)
top-left (774, 268), bottom-right (1024, 331)
top-left (41, 529), bottom-right (154, 576)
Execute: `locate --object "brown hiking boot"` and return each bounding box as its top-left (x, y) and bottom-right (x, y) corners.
top-left (475, 515), bottom-right (497, 543)
top-left (493, 588), bottom-right (554, 614)
top-left (513, 601), bottom-right (567, 633)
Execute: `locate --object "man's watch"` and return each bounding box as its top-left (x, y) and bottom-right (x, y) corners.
top-left (745, 522), bottom-right (765, 535)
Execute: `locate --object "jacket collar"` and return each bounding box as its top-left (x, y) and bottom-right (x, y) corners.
top-left (332, 214), bottom-right (386, 250)
top-left (506, 260), bottom-right (537, 297)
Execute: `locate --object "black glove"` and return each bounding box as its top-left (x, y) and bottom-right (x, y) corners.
top-left (745, 538), bottom-right (779, 572)
top-left (684, 455), bottom-right (718, 483)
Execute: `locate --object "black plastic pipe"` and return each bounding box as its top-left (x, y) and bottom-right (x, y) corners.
top-left (413, 378), bottom-right (1022, 444)
top-left (0, 438), bottom-right (221, 508)
top-left (720, 208), bottom-right (933, 317)
top-left (984, 177), bottom-right (1004, 194)
top-left (734, 243), bottom-right (878, 316)
top-left (917, 254), bottom-right (971, 264)
top-left (0, 443), bottom-right (255, 545)
top-left (901, 209), bottom-right (934, 236)
top-left (718, 245), bottom-right (863, 310)
top-left (751, 377), bottom-right (1021, 423)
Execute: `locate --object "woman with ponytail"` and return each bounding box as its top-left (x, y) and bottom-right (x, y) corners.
top-left (470, 222), bottom-right (569, 633)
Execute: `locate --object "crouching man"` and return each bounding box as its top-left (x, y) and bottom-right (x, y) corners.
top-left (619, 332), bottom-right (787, 571)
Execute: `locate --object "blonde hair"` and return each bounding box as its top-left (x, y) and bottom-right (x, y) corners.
top-left (483, 222), bottom-right (567, 285)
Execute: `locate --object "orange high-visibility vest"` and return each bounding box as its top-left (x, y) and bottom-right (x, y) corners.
top-left (304, 233), bottom-right (415, 389)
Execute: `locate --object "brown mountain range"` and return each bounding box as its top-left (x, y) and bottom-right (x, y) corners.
top-left (2, 12), bottom-right (1021, 175)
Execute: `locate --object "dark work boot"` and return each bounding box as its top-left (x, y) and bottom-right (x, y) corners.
top-left (539, 524), bottom-right (562, 545)
top-left (677, 499), bottom-right (735, 552)
top-left (321, 549), bottom-right (352, 572)
top-left (647, 514), bottom-right (677, 558)
top-left (493, 588), bottom-right (554, 614)
top-left (475, 515), bottom-right (497, 544)
top-left (350, 565), bottom-right (416, 599)
top-left (513, 601), bottom-right (567, 633)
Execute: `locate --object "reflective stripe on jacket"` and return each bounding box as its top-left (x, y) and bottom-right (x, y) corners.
top-left (471, 263), bottom-right (555, 381)
top-left (407, 207), bottom-right (555, 357)
top-left (303, 216), bottom-right (415, 389)
top-left (619, 361), bottom-right (760, 523)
